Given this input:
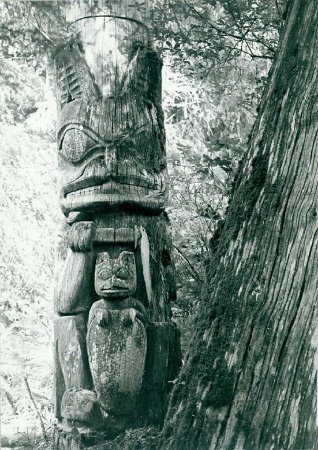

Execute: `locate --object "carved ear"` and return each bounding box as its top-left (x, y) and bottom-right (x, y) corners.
top-left (95, 252), bottom-right (110, 266)
top-left (118, 251), bottom-right (135, 266)
top-left (139, 227), bottom-right (152, 304)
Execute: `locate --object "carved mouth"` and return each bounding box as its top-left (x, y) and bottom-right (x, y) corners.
top-left (99, 287), bottom-right (131, 297)
top-left (63, 173), bottom-right (163, 198)
top-left (100, 287), bottom-right (129, 291)
top-left (60, 162), bottom-right (168, 214)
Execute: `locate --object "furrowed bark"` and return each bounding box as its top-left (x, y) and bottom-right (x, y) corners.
top-left (162, 0), bottom-right (318, 448)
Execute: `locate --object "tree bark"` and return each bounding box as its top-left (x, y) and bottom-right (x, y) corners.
top-left (161, 0), bottom-right (318, 449)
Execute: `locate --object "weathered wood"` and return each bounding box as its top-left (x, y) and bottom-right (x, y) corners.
top-left (55, 249), bottom-right (95, 313)
top-left (141, 322), bottom-right (182, 426)
top-left (52, 2), bottom-right (181, 446)
top-left (54, 314), bottom-right (92, 420)
top-left (61, 388), bottom-right (103, 426)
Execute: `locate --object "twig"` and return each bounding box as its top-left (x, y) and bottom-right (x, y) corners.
top-left (173, 244), bottom-right (202, 284)
top-left (1, 387), bottom-right (18, 415)
top-left (24, 377), bottom-right (48, 442)
top-left (184, 1), bottom-right (245, 41)
top-left (32, 12), bottom-right (55, 44)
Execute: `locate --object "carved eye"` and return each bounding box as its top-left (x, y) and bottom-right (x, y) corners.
top-left (115, 266), bottom-right (129, 280)
top-left (97, 268), bottom-right (112, 280)
top-left (59, 128), bottom-right (99, 163)
top-left (115, 252), bottom-right (135, 279)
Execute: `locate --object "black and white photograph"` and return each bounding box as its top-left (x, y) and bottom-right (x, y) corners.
top-left (1, 1), bottom-right (316, 449)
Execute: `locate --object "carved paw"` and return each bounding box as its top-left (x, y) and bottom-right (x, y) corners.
top-left (121, 308), bottom-right (137, 327)
top-left (96, 308), bottom-right (111, 327)
top-left (61, 388), bottom-right (104, 425)
top-left (67, 221), bottom-right (96, 252)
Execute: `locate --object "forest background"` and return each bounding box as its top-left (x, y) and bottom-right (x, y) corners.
top-left (0, 0), bottom-right (285, 447)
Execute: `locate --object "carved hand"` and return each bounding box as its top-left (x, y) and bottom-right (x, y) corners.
top-left (67, 221), bottom-right (96, 252)
top-left (121, 308), bottom-right (138, 326)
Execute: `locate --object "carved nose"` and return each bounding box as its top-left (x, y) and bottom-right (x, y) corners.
top-left (104, 146), bottom-right (117, 172)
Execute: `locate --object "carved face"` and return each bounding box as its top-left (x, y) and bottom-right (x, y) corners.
top-left (57, 129), bottom-right (167, 215)
top-left (55, 17), bottom-right (167, 216)
top-left (94, 251), bottom-right (137, 298)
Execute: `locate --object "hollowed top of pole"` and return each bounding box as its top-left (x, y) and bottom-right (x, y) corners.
top-left (66, 0), bottom-right (151, 25)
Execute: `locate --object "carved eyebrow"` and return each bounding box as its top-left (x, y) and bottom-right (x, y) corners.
top-left (58, 128), bottom-right (106, 163)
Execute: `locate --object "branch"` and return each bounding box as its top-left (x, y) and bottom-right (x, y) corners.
top-left (220, 0), bottom-right (276, 55)
top-left (24, 377), bottom-right (48, 441)
top-left (173, 244), bottom-right (203, 284)
top-left (32, 11), bottom-right (55, 44)
top-left (184, 1), bottom-right (245, 41)
top-left (1, 387), bottom-right (18, 415)
top-left (247, 30), bottom-right (276, 54)
top-left (182, 2), bottom-right (275, 61)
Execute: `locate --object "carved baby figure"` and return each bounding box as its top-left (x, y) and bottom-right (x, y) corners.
top-left (55, 221), bottom-right (148, 431)
top-left (88, 250), bottom-right (148, 419)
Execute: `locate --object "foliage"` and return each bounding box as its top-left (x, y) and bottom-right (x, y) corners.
top-left (88, 427), bottom-right (161, 450)
top-left (0, 0), bottom-right (285, 63)
top-left (0, 1), bottom-right (71, 59)
top-left (0, 59), bottom-right (43, 123)
top-left (0, 59), bottom-right (58, 442)
top-left (152, 0), bottom-right (285, 74)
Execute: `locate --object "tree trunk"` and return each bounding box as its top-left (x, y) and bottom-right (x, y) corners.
top-left (161, 0), bottom-right (318, 449)
top-left (52, 2), bottom-right (181, 448)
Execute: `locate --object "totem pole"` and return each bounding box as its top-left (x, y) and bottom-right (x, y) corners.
top-left (52, 3), bottom-right (181, 448)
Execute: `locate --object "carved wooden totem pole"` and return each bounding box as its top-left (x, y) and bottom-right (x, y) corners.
top-left (52, 3), bottom-right (181, 448)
